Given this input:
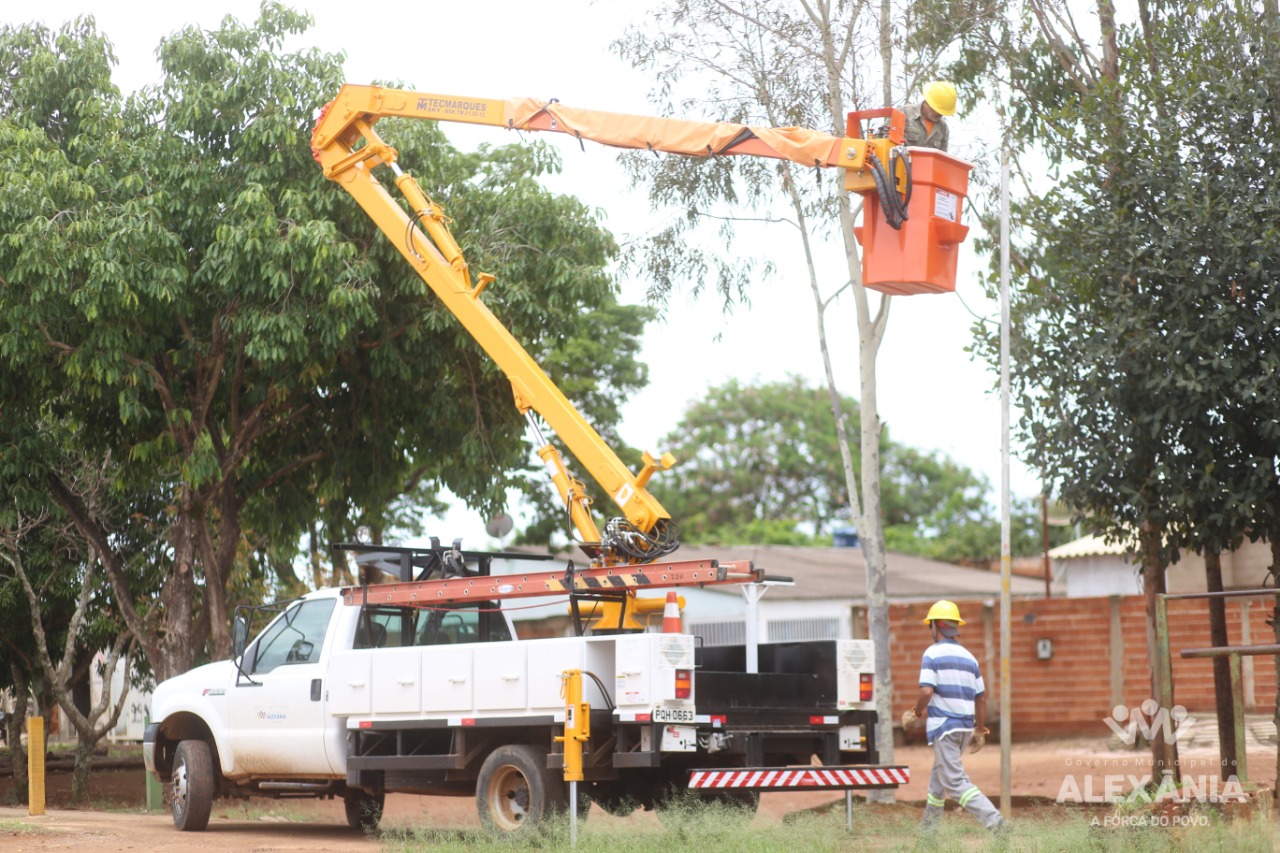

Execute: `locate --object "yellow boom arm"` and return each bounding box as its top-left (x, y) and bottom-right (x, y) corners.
top-left (311, 84), bottom-right (906, 564)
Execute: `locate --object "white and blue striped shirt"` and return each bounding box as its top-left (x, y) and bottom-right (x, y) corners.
top-left (919, 639), bottom-right (984, 744)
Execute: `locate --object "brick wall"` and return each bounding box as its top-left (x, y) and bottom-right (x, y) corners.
top-left (887, 595), bottom-right (1278, 738)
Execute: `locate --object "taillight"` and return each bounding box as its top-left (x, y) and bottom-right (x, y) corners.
top-left (675, 669), bottom-right (692, 699)
top-left (859, 672), bottom-right (874, 702)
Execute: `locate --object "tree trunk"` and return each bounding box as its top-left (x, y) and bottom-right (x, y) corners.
top-left (70, 738), bottom-right (95, 805)
top-left (880, 0), bottom-right (892, 108)
top-left (6, 663), bottom-right (30, 804)
top-left (1203, 549), bottom-right (1238, 778)
top-left (1141, 522), bottom-right (1179, 781)
top-left (71, 653), bottom-right (92, 720)
top-left (157, 513), bottom-right (200, 681)
top-left (858, 318), bottom-right (895, 804)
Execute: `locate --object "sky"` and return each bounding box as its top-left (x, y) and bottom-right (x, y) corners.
top-left (14, 0), bottom-right (1037, 548)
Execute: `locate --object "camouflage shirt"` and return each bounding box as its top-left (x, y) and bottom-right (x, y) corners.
top-left (904, 103), bottom-right (948, 152)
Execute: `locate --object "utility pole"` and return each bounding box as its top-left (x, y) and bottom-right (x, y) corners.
top-left (998, 145), bottom-right (1013, 816)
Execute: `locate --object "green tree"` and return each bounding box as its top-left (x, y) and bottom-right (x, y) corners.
top-left (0, 7), bottom-right (648, 680)
top-left (654, 377), bottom-right (859, 542)
top-left (0, 416), bottom-right (154, 803)
top-left (653, 376), bottom-right (1057, 557)
top-left (961, 1), bottom-right (1280, 784)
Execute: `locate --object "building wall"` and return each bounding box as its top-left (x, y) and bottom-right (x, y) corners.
top-left (887, 595), bottom-right (1278, 738)
top-left (1059, 539), bottom-right (1274, 596)
top-left (1065, 556), bottom-right (1143, 598)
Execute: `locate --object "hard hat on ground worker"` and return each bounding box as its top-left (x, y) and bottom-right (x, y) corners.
top-left (922, 81), bottom-right (957, 117)
top-left (923, 599), bottom-right (965, 625)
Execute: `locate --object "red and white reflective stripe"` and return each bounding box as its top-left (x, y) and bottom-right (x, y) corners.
top-left (688, 766), bottom-right (909, 790)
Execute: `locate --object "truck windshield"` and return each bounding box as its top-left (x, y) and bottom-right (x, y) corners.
top-left (250, 598), bottom-right (336, 674)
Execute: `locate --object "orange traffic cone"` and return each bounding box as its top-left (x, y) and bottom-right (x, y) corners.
top-left (662, 591), bottom-right (681, 634)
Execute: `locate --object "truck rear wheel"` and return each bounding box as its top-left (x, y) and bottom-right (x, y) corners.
top-left (343, 788), bottom-right (384, 832)
top-left (170, 739), bottom-right (214, 832)
top-left (476, 744), bottom-right (566, 833)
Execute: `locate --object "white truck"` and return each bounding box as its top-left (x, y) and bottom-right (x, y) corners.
top-left (144, 542), bottom-right (904, 833)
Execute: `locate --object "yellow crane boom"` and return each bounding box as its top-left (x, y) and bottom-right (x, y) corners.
top-left (311, 84), bottom-right (951, 569)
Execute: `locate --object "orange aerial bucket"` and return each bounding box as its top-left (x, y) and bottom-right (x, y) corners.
top-left (853, 148), bottom-right (973, 295)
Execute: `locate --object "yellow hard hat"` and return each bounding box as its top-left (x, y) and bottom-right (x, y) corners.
top-left (922, 81), bottom-right (957, 117)
top-left (923, 599), bottom-right (965, 625)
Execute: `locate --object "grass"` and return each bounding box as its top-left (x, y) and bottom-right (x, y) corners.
top-left (0, 818), bottom-right (53, 835)
top-left (379, 799), bottom-right (1280, 853)
top-left (383, 802), bottom-right (855, 853)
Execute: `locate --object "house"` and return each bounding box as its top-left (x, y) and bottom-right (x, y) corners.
top-left (1049, 533), bottom-right (1275, 598)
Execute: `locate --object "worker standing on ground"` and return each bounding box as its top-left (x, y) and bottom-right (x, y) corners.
top-left (901, 600), bottom-right (1005, 837)
top-left (904, 81), bottom-right (956, 151)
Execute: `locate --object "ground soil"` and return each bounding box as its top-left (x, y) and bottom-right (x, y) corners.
top-left (1, 737), bottom-right (1274, 851)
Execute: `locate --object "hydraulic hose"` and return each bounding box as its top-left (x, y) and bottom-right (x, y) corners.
top-left (867, 147), bottom-right (911, 231)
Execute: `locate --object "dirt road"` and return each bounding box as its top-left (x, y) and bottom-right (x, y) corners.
top-left (2, 737), bottom-right (1272, 851)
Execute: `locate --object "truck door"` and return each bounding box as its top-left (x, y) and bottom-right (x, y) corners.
top-left (230, 598), bottom-right (338, 776)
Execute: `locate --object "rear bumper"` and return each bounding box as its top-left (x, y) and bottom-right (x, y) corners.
top-left (688, 764), bottom-right (909, 791)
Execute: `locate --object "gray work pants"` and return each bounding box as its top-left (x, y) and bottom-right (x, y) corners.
top-left (920, 729), bottom-right (1003, 831)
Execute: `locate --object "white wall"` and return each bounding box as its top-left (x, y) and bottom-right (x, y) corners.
top-left (1062, 555), bottom-right (1142, 598)
top-left (89, 653), bottom-right (153, 742)
top-left (1061, 539), bottom-right (1275, 598)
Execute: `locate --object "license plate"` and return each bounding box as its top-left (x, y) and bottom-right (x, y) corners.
top-left (652, 705), bottom-right (695, 723)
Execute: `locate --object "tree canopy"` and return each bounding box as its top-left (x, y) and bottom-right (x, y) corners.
top-left (955, 0), bottom-right (1280, 781)
top-left (653, 376), bottom-right (1057, 559)
top-left (0, 6), bottom-right (649, 680)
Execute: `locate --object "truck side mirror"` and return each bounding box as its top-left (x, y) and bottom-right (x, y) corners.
top-left (232, 614), bottom-right (249, 659)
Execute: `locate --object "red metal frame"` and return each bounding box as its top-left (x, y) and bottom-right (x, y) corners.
top-left (845, 107), bottom-right (905, 145)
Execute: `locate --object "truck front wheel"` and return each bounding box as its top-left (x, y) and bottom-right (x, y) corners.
top-left (344, 788), bottom-right (385, 832)
top-left (476, 744), bottom-right (566, 833)
top-left (170, 739), bottom-right (214, 832)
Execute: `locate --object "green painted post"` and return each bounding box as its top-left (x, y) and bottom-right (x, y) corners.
top-left (1228, 652), bottom-right (1247, 784)
top-left (145, 716), bottom-right (163, 812)
top-left (1154, 594), bottom-right (1178, 778)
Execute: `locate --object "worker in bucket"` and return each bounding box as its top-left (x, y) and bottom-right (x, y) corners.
top-left (901, 600), bottom-right (1006, 837)
top-left (904, 81), bottom-right (956, 152)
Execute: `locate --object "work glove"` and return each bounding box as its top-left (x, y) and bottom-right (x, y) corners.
top-left (901, 708), bottom-right (918, 730)
top-left (970, 727), bottom-right (990, 753)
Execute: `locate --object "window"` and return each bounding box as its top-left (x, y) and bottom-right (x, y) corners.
top-left (251, 599), bottom-right (336, 674)
top-left (352, 603), bottom-right (511, 648)
top-left (417, 604), bottom-right (511, 645)
top-left (766, 617), bottom-right (841, 643)
top-left (689, 620), bottom-right (746, 647)
top-left (354, 607), bottom-right (414, 650)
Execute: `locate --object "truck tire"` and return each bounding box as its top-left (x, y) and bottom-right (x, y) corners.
top-left (476, 744), bottom-right (567, 833)
top-left (170, 739), bottom-right (214, 832)
top-left (343, 788), bottom-right (385, 832)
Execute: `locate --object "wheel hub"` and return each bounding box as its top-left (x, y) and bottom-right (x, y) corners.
top-left (172, 759), bottom-right (189, 807)
top-left (493, 766), bottom-right (531, 828)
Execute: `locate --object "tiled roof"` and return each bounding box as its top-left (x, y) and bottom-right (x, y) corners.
top-left (509, 543), bottom-right (1053, 602)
